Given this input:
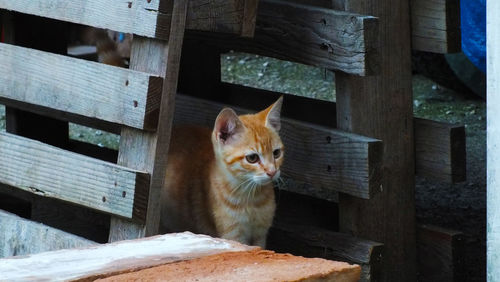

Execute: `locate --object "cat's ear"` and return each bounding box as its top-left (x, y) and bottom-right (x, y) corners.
top-left (264, 96), bottom-right (283, 132)
top-left (214, 108), bottom-right (245, 144)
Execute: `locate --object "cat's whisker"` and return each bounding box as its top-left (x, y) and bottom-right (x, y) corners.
top-left (232, 178), bottom-right (252, 195)
top-left (252, 182), bottom-right (259, 199)
top-left (276, 177), bottom-right (286, 190)
top-left (248, 182), bottom-right (257, 204)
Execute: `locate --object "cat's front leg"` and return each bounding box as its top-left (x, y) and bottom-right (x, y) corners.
top-left (252, 236), bottom-right (267, 249)
top-left (218, 222), bottom-right (252, 246)
top-left (251, 226), bottom-right (270, 249)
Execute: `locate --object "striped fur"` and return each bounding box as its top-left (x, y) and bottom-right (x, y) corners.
top-left (160, 98), bottom-right (284, 248)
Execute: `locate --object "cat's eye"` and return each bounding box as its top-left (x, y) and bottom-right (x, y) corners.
top-left (245, 154), bottom-right (260, 163)
top-left (273, 149), bottom-right (281, 158)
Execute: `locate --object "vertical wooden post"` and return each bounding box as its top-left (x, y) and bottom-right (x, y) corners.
top-left (487, 0), bottom-right (500, 279)
top-left (333, 0), bottom-right (416, 281)
top-left (108, 0), bottom-right (188, 241)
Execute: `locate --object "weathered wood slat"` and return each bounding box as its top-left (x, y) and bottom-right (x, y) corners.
top-left (411, 0), bottom-right (461, 53)
top-left (187, 0), bottom-right (259, 37)
top-left (216, 83), bottom-right (466, 184)
top-left (187, 0), bottom-right (379, 76)
top-left (0, 132), bottom-right (150, 220)
top-left (414, 118), bottom-right (466, 183)
top-left (175, 94), bottom-right (383, 199)
top-left (0, 0), bottom-right (170, 39)
top-left (0, 210), bottom-right (97, 258)
top-left (0, 42), bottom-right (162, 130)
top-left (0, 0), bottom-right (258, 38)
top-left (0, 232), bottom-right (254, 281)
top-left (417, 224), bottom-right (465, 282)
top-left (268, 222), bottom-right (383, 282)
top-left (109, 0), bottom-right (188, 241)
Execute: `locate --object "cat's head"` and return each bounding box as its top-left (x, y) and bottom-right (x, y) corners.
top-left (212, 97), bottom-right (284, 187)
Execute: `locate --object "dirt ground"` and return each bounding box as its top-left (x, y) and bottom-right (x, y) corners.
top-left (0, 52), bottom-right (486, 281)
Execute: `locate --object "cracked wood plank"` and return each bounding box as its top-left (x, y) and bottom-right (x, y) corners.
top-left (187, 0), bottom-right (379, 75)
top-left (0, 132), bottom-right (150, 220)
top-left (0, 0), bottom-right (258, 38)
top-left (0, 42), bottom-right (162, 131)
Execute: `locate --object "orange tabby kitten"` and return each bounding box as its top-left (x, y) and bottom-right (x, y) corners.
top-left (160, 98), bottom-right (284, 248)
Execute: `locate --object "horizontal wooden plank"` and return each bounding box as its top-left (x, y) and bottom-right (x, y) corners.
top-left (0, 209), bottom-right (96, 258)
top-left (0, 0), bottom-right (258, 38)
top-left (0, 0), bottom-right (171, 39)
top-left (0, 132), bottom-right (150, 220)
top-left (268, 222), bottom-right (384, 281)
top-left (412, 37), bottom-right (449, 54)
top-left (0, 42), bottom-right (162, 130)
top-left (0, 232), bottom-right (255, 281)
top-left (175, 94), bottom-right (383, 199)
top-left (187, 0), bottom-right (379, 76)
top-left (187, 0), bottom-right (259, 37)
top-left (414, 118), bottom-right (466, 183)
top-left (216, 83), bottom-right (465, 184)
top-left (411, 0), bottom-right (461, 53)
top-left (0, 181), bottom-right (111, 243)
top-left (417, 224), bottom-right (465, 282)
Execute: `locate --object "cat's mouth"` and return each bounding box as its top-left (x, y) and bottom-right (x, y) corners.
top-left (253, 171), bottom-right (281, 186)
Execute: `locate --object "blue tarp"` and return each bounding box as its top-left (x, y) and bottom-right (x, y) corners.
top-left (461, 0), bottom-right (486, 73)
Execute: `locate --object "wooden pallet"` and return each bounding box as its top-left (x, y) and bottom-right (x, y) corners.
top-left (0, 0), bottom-right (258, 243)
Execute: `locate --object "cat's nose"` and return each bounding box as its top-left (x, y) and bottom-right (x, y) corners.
top-left (266, 169), bottom-right (277, 178)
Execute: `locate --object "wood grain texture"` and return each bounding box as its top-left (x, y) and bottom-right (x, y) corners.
top-left (410, 0), bottom-right (461, 53)
top-left (109, 0), bottom-right (188, 241)
top-left (0, 0), bottom-right (171, 39)
top-left (0, 232), bottom-right (255, 281)
top-left (186, 0), bottom-right (379, 75)
top-left (0, 0), bottom-right (257, 38)
top-left (414, 118), bottom-right (466, 183)
top-left (213, 83), bottom-right (464, 185)
top-left (174, 94), bottom-right (382, 199)
top-left (187, 0), bottom-right (259, 37)
top-left (0, 209), bottom-right (96, 258)
top-left (333, 0), bottom-right (417, 280)
top-left (268, 222), bottom-right (383, 282)
top-left (0, 132), bottom-right (150, 220)
top-left (0, 42), bottom-right (162, 130)
top-left (417, 224), bottom-right (465, 282)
